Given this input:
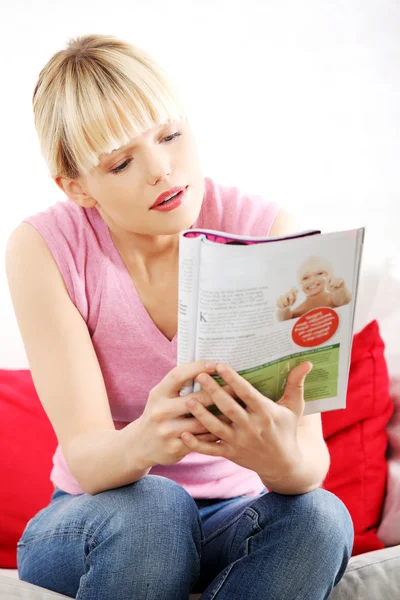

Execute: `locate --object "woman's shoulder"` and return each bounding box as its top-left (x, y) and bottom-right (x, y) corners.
top-left (23, 199), bottom-right (90, 236)
top-left (199, 177), bottom-right (281, 237)
top-left (22, 200), bottom-right (105, 261)
top-left (21, 200), bottom-right (104, 316)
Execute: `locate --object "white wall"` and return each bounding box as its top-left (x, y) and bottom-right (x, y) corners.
top-left (1, 0), bottom-right (399, 368)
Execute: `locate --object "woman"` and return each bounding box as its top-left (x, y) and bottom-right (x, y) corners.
top-left (6, 34), bottom-right (353, 599)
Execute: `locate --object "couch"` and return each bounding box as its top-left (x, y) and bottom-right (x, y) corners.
top-left (1, 261), bottom-right (400, 599)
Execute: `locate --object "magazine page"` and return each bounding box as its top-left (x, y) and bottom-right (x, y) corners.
top-left (177, 233), bottom-right (203, 395)
top-left (189, 228), bottom-right (364, 415)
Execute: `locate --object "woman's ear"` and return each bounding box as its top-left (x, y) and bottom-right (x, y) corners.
top-left (53, 176), bottom-right (97, 208)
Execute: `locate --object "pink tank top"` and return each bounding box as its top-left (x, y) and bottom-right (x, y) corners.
top-left (24, 177), bottom-right (280, 498)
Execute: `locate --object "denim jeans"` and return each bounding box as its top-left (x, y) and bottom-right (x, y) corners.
top-left (17, 475), bottom-right (354, 599)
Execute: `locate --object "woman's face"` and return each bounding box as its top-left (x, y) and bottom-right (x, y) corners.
top-left (74, 117), bottom-right (205, 237)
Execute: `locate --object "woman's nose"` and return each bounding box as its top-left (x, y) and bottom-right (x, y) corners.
top-left (145, 153), bottom-right (172, 186)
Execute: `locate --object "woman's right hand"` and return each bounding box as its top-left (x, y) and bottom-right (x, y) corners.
top-left (132, 361), bottom-right (226, 468)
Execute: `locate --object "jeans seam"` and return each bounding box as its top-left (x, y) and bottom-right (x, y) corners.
top-left (82, 494), bottom-right (129, 553)
top-left (18, 495), bottom-right (111, 553)
top-left (203, 506), bottom-right (261, 549)
top-left (230, 508), bottom-right (262, 559)
top-left (245, 510), bottom-right (262, 556)
top-left (202, 511), bottom-right (245, 546)
top-left (17, 527), bottom-right (90, 549)
top-left (242, 507), bottom-right (260, 523)
top-left (205, 559), bottom-right (239, 599)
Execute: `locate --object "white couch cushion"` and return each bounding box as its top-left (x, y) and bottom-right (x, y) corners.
top-left (329, 545), bottom-right (400, 600)
top-left (3, 546), bottom-right (400, 600)
top-left (0, 572), bottom-right (70, 599)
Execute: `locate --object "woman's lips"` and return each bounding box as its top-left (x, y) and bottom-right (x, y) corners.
top-left (150, 185), bottom-right (187, 208)
top-left (150, 187), bottom-right (188, 212)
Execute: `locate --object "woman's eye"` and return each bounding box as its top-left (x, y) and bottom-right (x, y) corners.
top-left (111, 159), bottom-right (132, 175)
top-left (110, 132), bottom-right (181, 174)
top-left (163, 131), bottom-right (182, 143)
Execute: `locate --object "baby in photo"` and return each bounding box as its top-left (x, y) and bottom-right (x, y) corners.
top-left (276, 256), bottom-right (352, 321)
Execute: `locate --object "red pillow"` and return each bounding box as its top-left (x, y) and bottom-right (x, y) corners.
top-left (0, 370), bottom-right (57, 568)
top-left (322, 320), bottom-right (393, 556)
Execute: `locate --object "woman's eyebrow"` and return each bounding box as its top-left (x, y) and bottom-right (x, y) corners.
top-left (99, 144), bottom-right (132, 167)
top-left (99, 124), bottom-right (171, 167)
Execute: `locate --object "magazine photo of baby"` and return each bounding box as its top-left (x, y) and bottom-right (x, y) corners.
top-left (276, 256), bottom-right (352, 321)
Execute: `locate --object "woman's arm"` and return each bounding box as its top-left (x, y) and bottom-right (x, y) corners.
top-left (269, 208), bottom-right (300, 238)
top-left (267, 208), bottom-right (330, 492)
top-left (6, 223), bottom-right (150, 495)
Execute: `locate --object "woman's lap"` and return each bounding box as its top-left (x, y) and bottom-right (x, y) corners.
top-left (17, 475), bottom-right (353, 600)
top-left (194, 486), bottom-right (353, 598)
top-left (18, 476), bottom-right (203, 599)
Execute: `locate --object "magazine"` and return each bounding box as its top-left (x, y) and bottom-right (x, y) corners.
top-left (177, 226), bottom-right (365, 415)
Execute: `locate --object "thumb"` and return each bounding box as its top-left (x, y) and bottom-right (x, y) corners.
top-left (276, 362), bottom-right (313, 417)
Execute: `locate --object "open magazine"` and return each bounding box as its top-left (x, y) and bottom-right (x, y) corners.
top-left (177, 226), bottom-right (365, 415)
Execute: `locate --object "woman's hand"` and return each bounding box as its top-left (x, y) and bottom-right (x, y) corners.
top-left (133, 360), bottom-right (234, 469)
top-left (180, 362), bottom-right (313, 482)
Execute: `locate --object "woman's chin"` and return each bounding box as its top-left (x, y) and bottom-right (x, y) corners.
top-left (158, 204), bottom-right (202, 233)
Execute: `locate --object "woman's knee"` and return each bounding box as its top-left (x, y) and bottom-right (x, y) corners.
top-left (278, 488), bottom-right (353, 555)
top-left (292, 489), bottom-right (354, 585)
top-left (95, 475), bottom-right (198, 523)
top-left (90, 476), bottom-right (202, 582)
top-left (258, 487), bottom-right (354, 556)
top-left (91, 475), bottom-right (202, 547)
top-left (18, 476), bottom-right (202, 596)
top-left (303, 488), bottom-right (354, 552)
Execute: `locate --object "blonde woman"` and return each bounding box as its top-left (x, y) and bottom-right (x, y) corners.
top-left (6, 35), bottom-right (353, 599)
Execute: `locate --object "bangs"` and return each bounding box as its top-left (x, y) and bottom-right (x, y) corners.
top-left (61, 49), bottom-right (185, 174)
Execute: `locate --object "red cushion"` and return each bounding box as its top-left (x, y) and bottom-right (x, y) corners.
top-left (322, 320), bottom-right (393, 556)
top-left (0, 320), bottom-right (393, 567)
top-left (0, 370), bottom-right (57, 568)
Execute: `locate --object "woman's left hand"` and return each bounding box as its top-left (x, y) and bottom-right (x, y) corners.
top-left (181, 361), bottom-right (313, 482)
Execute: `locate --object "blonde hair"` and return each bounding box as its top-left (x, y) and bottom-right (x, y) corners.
top-left (297, 256), bottom-right (333, 281)
top-left (32, 34), bottom-right (186, 179)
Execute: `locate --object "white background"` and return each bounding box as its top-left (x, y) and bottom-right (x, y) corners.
top-left (0, 0), bottom-right (399, 368)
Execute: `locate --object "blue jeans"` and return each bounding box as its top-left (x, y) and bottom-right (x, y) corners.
top-left (17, 475), bottom-right (353, 599)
